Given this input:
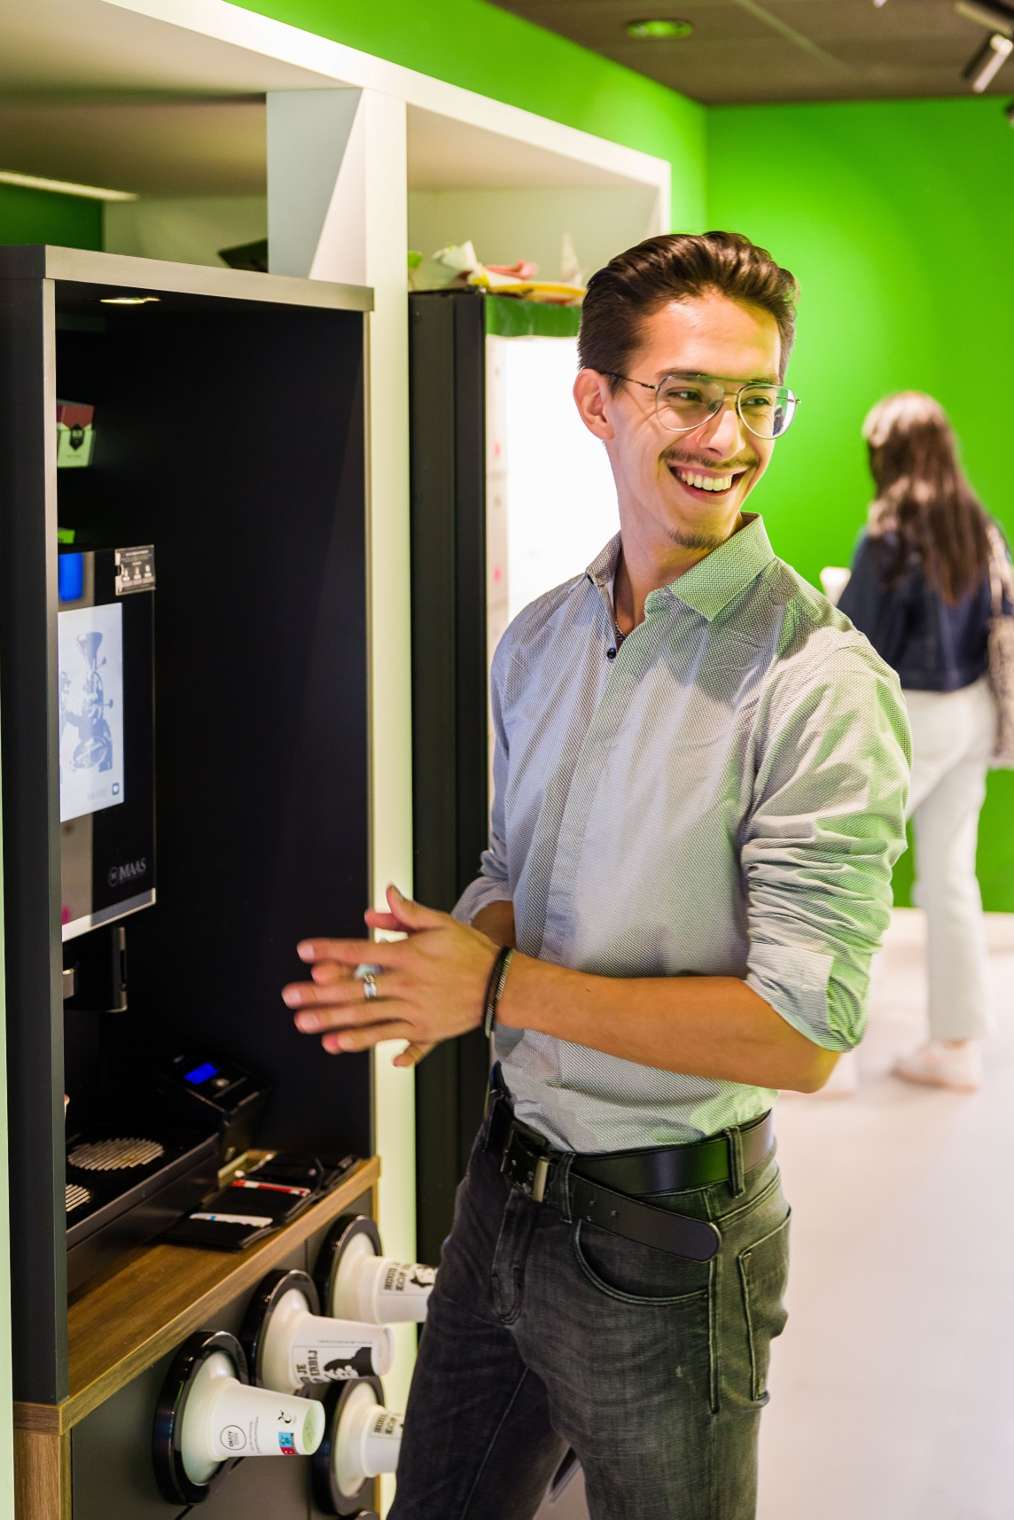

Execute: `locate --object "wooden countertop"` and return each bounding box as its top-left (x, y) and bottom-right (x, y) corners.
top-left (16, 1155), bottom-right (380, 1435)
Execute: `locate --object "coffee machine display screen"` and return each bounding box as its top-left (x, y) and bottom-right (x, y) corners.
top-left (59, 603), bottom-right (126, 823)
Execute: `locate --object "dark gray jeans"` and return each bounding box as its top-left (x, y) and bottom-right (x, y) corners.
top-left (390, 1108), bottom-right (791, 1520)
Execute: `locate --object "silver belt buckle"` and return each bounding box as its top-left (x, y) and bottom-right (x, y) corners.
top-left (531, 1155), bottom-right (550, 1203)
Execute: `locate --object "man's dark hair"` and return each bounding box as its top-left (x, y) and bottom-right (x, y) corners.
top-left (578, 231), bottom-right (798, 384)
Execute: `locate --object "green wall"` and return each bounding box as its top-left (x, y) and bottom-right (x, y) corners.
top-left (708, 96), bottom-right (1014, 910)
top-left (228, 0), bottom-right (707, 227)
top-left (7, 28), bottom-right (1008, 909)
top-left (0, 182), bottom-right (102, 249)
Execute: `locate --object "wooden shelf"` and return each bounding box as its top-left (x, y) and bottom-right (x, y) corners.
top-left (16, 1155), bottom-right (379, 1436)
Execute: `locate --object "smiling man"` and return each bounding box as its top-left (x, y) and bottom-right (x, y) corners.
top-left (284, 232), bottom-right (912, 1519)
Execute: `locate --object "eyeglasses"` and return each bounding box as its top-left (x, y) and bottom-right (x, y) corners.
top-left (604, 371), bottom-right (799, 440)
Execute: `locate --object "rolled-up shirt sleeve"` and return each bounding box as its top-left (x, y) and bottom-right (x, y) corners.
top-left (741, 645), bottom-right (912, 1051)
top-left (453, 638), bottom-right (514, 926)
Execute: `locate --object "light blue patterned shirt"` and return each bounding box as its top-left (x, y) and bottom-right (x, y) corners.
top-left (455, 514), bottom-right (911, 1151)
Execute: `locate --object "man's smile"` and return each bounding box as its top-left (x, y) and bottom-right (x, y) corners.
top-left (665, 457), bottom-right (752, 500)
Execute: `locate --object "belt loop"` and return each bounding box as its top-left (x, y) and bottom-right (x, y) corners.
top-left (557, 1152), bottom-right (576, 1223)
top-left (482, 1087), bottom-right (505, 1147)
top-left (724, 1125), bottom-right (746, 1198)
top-left (483, 1062), bottom-right (506, 1127)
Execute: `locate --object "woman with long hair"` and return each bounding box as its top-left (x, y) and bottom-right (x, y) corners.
top-left (838, 392), bottom-right (1006, 1092)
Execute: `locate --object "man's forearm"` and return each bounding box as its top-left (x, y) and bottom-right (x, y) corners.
top-left (472, 899), bottom-right (516, 949)
top-left (497, 956), bottom-right (837, 1093)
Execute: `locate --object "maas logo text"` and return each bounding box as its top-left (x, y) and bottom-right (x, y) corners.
top-left (107, 858), bottom-right (148, 888)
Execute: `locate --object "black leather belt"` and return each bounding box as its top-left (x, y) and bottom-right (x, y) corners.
top-left (485, 1083), bottom-right (775, 1263)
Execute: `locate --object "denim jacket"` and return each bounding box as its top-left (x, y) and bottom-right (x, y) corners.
top-left (837, 529), bottom-right (1010, 693)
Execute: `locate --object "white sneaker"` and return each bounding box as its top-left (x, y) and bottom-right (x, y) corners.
top-left (891, 1041), bottom-right (982, 1093)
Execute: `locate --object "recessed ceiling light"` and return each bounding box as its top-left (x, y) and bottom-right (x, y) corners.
top-left (0, 170), bottom-right (137, 203)
top-left (99, 296), bottom-right (161, 306)
top-left (626, 18), bottom-right (694, 41)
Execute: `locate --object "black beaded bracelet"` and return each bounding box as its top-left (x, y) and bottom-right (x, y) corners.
top-left (482, 947), bottom-right (515, 1039)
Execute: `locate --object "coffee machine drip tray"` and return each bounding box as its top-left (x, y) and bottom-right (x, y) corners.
top-left (70, 1136), bottom-right (166, 1170)
top-left (66, 1112), bottom-right (218, 1296)
top-left (65, 1182), bottom-right (92, 1214)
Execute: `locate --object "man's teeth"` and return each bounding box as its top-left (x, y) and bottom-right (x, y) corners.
top-left (672, 467), bottom-right (736, 493)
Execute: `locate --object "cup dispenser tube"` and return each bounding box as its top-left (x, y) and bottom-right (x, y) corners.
top-left (241, 1268), bottom-right (395, 1393)
top-left (317, 1215), bottom-right (436, 1325)
top-left (153, 1329), bottom-right (325, 1505)
top-left (312, 1376), bottom-right (404, 1516)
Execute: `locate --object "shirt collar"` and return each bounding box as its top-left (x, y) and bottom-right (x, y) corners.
top-left (585, 513), bottom-right (776, 624)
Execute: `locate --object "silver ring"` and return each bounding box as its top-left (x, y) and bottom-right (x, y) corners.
top-left (362, 973), bottom-right (379, 1002)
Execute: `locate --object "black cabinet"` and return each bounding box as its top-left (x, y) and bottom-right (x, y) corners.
top-left (0, 247), bottom-right (374, 1462)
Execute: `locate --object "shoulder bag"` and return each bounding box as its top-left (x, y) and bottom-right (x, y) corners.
top-left (987, 523), bottom-right (1014, 768)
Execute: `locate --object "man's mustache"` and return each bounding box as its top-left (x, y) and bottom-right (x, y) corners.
top-left (664, 453), bottom-right (754, 472)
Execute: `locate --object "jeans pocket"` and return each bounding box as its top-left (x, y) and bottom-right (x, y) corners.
top-left (572, 1218), bottom-right (712, 1307)
top-left (736, 1207), bottom-right (791, 1403)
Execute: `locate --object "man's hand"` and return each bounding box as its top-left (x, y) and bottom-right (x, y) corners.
top-left (283, 884), bottom-right (499, 1066)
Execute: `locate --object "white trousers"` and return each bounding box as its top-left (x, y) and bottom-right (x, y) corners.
top-left (904, 676), bottom-right (996, 1041)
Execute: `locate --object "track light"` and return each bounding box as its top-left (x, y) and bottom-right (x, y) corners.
top-left (962, 31), bottom-right (1013, 89)
top-left (954, 0), bottom-right (1014, 35)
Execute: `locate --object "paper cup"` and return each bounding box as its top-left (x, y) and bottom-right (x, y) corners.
top-left (262, 1287), bottom-right (394, 1391)
top-left (333, 1382), bottom-right (403, 1498)
top-left (359, 1403), bottom-right (404, 1476)
top-left (334, 1252), bottom-right (436, 1325)
top-left (181, 1351), bottom-right (324, 1481)
top-left (361, 1256), bottom-right (435, 1325)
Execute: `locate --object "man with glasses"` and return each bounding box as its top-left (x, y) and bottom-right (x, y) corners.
top-left (284, 231), bottom-right (911, 1518)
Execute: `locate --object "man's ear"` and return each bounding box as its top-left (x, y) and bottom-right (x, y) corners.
top-left (573, 368), bottom-right (616, 441)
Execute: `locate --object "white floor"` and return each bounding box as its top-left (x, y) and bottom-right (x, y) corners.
top-left (760, 908), bottom-right (1014, 1520)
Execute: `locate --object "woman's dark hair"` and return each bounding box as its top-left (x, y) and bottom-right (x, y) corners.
top-left (863, 392), bottom-right (991, 605)
top-left (578, 231), bottom-right (798, 384)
